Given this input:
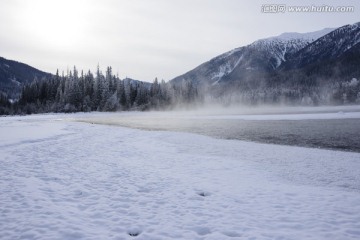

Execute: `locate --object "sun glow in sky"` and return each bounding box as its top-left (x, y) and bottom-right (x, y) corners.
top-left (1, 0), bottom-right (359, 81)
top-left (20, 1), bottom-right (86, 48)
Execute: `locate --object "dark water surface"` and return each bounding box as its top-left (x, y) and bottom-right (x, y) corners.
top-left (78, 113), bottom-right (360, 152)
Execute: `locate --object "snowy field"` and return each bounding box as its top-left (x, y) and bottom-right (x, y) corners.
top-left (1, 112), bottom-right (360, 239)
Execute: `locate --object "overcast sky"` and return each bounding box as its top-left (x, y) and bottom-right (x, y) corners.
top-left (1, 0), bottom-right (359, 82)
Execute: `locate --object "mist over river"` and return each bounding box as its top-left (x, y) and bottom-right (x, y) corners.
top-left (75, 105), bottom-right (360, 152)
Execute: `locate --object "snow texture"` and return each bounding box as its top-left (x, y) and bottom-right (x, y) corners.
top-left (267, 28), bottom-right (335, 42)
top-left (247, 28), bottom-right (335, 69)
top-left (210, 54), bottom-right (243, 82)
top-left (1, 113), bottom-right (360, 240)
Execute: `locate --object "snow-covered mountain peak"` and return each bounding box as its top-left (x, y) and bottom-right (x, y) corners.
top-left (171, 23), bottom-right (359, 89)
top-left (246, 28), bottom-right (335, 69)
top-left (267, 28), bottom-right (335, 42)
top-left (348, 22), bottom-right (360, 30)
top-left (286, 22), bottom-right (360, 68)
top-left (249, 38), bottom-right (308, 70)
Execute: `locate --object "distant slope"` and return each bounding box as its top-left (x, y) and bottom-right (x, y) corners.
top-left (269, 42), bottom-right (360, 88)
top-left (268, 23), bottom-right (360, 90)
top-left (282, 22), bottom-right (360, 69)
top-left (170, 23), bottom-right (360, 105)
top-left (171, 28), bottom-right (334, 86)
top-left (0, 56), bottom-right (51, 99)
top-left (123, 77), bottom-right (152, 89)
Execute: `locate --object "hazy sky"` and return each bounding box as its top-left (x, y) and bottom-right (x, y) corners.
top-left (0, 0), bottom-right (359, 81)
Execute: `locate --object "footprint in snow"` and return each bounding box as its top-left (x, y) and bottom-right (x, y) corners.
top-left (197, 191), bottom-right (211, 197)
top-left (128, 227), bottom-right (142, 237)
top-left (128, 231), bottom-right (140, 237)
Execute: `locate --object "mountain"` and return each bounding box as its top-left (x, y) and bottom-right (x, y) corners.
top-left (282, 23), bottom-right (360, 69)
top-left (270, 22), bottom-right (360, 90)
top-left (170, 23), bottom-right (360, 104)
top-left (171, 28), bottom-right (334, 86)
top-left (0, 57), bottom-right (51, 99)
top-left (123, 77), bottom-right (152, 89)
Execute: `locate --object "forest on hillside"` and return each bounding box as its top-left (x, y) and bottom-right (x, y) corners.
top-left (0, 65), bottom-right (359, 115)
top-left (0, 66), bottom-right (200, 115)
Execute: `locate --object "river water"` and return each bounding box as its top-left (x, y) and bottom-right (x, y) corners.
top-left (76, 106), bottom-right (360, 152)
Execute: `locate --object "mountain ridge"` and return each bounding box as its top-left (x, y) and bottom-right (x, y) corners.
top-left (171, 23), bottom-right (358, 88)
top-left (0, 56), bottom-right (51, 99)
top-left (282, 22), bottom-right (360, 70)
top-left (170, 22), bottom-right (360, 105)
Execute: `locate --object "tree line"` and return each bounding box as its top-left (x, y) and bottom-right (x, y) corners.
top-left (0, 66), bottom-right (200, 115)
top-left (0, 65), bottom-right (359, 115)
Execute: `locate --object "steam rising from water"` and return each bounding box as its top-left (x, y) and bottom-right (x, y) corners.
top-left (74, 105), bottom-right (360, 152)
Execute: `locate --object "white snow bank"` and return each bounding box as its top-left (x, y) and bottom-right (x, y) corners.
top-left (0, 115), bottom-right (71, 147)
top-left (1, 114), bottom-right (360, 240)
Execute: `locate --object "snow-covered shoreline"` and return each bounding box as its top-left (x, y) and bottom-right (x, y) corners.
top-left (1, 114), bottom-right (360, 239)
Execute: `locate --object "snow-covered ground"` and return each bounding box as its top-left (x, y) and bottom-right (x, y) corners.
top-left (1, 113), bottom-right (360, 240)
